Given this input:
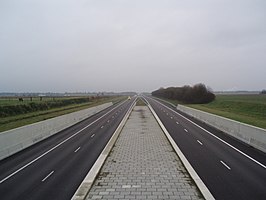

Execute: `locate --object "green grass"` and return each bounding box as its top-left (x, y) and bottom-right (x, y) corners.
top-left (0, 96), bottom-right (126, 132)
top-left (188, 95), bottom-right (266, 129)
top-left (156, 94), bottom-right (266, 129)
top-left (136, 98), bottom-right (146, 106)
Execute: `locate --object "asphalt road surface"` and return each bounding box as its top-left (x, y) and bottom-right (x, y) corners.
top-left (0, 97), bottom-right (136, 200)
top-left (144, 96), bottom-right (266, 200)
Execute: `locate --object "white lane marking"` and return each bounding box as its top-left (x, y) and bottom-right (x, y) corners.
top-left (150, 97), bottom-right (266, 169)
top-left (0, 100), bottom-right (127, 184)
top-left (42, 171), bottom-right (54, 182)
top-left (220, 161), bottom-right (231, 170)
top-left (184, 129), bottom-right (188, 132)
top-left (176, 122), bottom-right (179, 125)
top-left (101, 126), bottom-right (104, 129)
top-left (74, 147), bottom-right (81, 153)
top-left (107, 120), bottom-right (110, 123)
top-left (91, 134), bottom-right (95, 138)
top-left (197, 140), bottom-right (203, 145)
top-left (170, 117), bottom-right (173, 119)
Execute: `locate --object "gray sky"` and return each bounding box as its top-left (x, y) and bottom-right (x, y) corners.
top-left (1, 0), bottom-right (266, 93)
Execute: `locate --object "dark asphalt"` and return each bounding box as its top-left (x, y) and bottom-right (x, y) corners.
top-left (0, 98), bottom-right (136, 200)
top-left (144, 96), bottom-right (266, 200)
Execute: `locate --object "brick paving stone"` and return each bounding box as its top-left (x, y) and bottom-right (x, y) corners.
top-left (86, 106), bottom-right (204, 200)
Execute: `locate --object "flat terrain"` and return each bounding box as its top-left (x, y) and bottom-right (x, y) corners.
top-left (157, 94), bottom-right (266, 129)
top-left (187, 94), bottom-right (266, 129)
top-left (0, 96), bottom-right (126, 132)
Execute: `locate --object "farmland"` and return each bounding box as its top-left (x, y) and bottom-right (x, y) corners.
top-left (187, 94), bottom-right (266, 129)
top-left (0, 96), bottom-right (126, 132)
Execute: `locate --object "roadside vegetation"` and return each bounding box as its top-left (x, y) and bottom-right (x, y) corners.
top-left (0, 96), bottom-right (126, 132)
top-left (136, 98), bottom-right (146, 106)
top-left (152, 83), bottom-right (215, 104)
top-left (158, 94), bottom-right (266, 129)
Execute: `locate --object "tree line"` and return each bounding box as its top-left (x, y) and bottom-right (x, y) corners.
top-left (152, 83), bottom-right (215, 104)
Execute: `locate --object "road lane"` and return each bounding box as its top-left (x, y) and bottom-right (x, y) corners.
top-left (144, 96), bottom-right (266, 200)
top-left (0, 98), bottom-right (136, 200)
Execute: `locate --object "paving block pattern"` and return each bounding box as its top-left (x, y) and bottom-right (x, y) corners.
top-left (86, 106), bottom-right (203, 200)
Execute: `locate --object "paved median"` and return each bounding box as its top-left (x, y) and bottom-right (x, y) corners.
top-left (86, 106), bottom-right (203, 200)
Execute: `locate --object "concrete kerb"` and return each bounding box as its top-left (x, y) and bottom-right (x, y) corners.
top-left (71, 99), bottom-right (137, 200)
top-left (145, 101), bottom-right (215, 200)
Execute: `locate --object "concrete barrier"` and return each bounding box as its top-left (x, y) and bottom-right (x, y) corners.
top-left (0, 102), bottom-right (113, 161)
top-left (176, 105), bottom-right (266, 153)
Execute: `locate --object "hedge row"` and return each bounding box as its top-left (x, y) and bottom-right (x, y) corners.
top-left (0, 98), bottom-right (90, 117)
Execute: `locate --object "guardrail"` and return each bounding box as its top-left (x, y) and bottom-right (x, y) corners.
top-left (176, 104), bottom-right (266, 153)
top-left (0, 102), bottom-right (113, 161)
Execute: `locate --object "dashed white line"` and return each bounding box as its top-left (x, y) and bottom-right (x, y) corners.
top-left (150, 97), bottom-right (266, 170)
top-left (42, 171), bottom-right (54, 182)
top-left (74, 147), bottom-right (81, 153)
top-left (197, 140), bottom-right (203, 145)
top-left (170, 117), bottom-right (173, 119)
top-left (101, 126), bottom-right (104, 129)
top-left (91, 134), bottom-right (95, 138)
top-left (0, 100), bottom-right (127, 184)
top-left (107, 120), bottom-right (110, 123)
top-left (176, 122), bottom-right (179, 125)
top-left (184, 129), bottom-right (188, 132)
top-left (220, 160), bottom-right (231, 170)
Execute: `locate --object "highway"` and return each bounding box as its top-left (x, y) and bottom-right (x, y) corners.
top-left (144, 96), bottom-right (266, 200)
top-left (0, 97), bottom-right (136, 200)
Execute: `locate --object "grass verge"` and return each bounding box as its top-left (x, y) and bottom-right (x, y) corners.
top-left (156, 95), bottom-right (266, 129)
top-left (0, 96), bottom-right (126, 132)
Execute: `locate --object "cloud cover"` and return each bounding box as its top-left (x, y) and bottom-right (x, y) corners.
top-left (1, 0), bottom-right (266, 92)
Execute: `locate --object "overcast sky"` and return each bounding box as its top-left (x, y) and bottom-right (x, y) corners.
top-left (1, 0), bottom-right (266, 93)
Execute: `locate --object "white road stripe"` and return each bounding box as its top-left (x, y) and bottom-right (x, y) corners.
top-left (184, 129), bottom-right (188, 132)
top-left (170, 117), bottom-right (173, 119)
top-left (42, 171), bottom-right (54, 182)
top-left (150, 97), bottom-right (266, 169)
top-left (107, 120), bottom-right (110, 123)
top-left (176, 122), bottom-right (179, 124)
top-left (101, 126), bottom-right (104, 129)
top-left (74, 147), bottom-right (81, 153)
top-left (91, 134), bottom-right (95, 138)
top-left (197, 140), bottom-right (203, 145)
top-left (220, 160), bottom-right (231, 170)
top-left (0, 100), bottom-right (127, 184)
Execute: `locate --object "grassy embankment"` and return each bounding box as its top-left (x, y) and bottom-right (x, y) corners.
top-left (159, 95), bottom-right (266, 129)
top-left (0, 96), bottom-right (126, 132)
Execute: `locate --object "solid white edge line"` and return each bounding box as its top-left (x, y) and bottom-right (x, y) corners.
top-left (149, 96), bottom-right (266, 170)
top-left (0, 100), bottom-right (127, 184)
top-left (42, 171), bottom-right (54, 182)
top-left (71, 98), bottom-right (137, 200)
top-left (144, 97), bottom-right (215, 200)
top-left (220, 161), bottom-right (231, 170)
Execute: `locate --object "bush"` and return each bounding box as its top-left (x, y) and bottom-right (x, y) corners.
top-left (152, 83), bottom-right (215, 104)
top-left (0, 97), bottom-right (91, 117)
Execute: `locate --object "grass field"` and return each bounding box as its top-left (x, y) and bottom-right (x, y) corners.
top-left (0, 96), bottom-right (126, 132)
top-left (156, 94), bottom-right (266, 129)
top-left (187, 95), bottom-right (266, 129)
